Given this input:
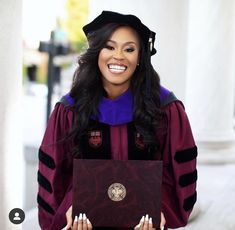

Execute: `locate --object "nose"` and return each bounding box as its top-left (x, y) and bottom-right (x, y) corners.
top-left (112, 48), bottom-right (124, 60)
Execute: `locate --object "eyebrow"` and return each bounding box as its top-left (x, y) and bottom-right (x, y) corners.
top-left (107, 39), bottom-right (138, 46)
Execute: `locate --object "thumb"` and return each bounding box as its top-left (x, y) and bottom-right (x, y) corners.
top-left (65, 206), bottom-right (73, 229)
top-left (160, 212), bottom-right (166, 230)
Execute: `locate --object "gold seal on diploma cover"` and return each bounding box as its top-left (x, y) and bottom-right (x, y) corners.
top-left (107, 183), bottom-right (126, 201)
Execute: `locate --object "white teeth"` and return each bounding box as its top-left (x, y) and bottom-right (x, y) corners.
top-left (108, 65), bottom-right (126, 73)
top-left (110, 69), bottom-right (125, 73)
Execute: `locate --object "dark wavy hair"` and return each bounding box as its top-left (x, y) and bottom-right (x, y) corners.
top-left (69, 23), bottom-right (165, 157)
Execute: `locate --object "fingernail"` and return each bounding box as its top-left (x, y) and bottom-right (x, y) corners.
top-left (145, 214), bottom-right (149, 221)
top-left (74, 215), bottom-right (78, 222)
top-left (78, 213), bottom-right (82, 220)
top-left (140, 215), bottom-right (145, 222)
top-left (82, 213), bottom-right (87, 220)
top-left (161, 226), bottom-right (164, 230)
top-left (136, 223), bottom-right (141, 228)
top-left (87, 218), bottom-right (91, 224)
top-left (149, 217), bottom-right (152, 223)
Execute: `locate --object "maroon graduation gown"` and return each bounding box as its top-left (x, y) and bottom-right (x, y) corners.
top-left (37, 86), bottom-right (197, 229)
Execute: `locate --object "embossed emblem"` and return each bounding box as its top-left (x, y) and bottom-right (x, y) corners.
top-left (107, 183), bottom-right (126, 201)
top-left (88, 130), bottom-right (102, 148)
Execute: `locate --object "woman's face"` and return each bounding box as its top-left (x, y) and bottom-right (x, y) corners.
top-left (98, 26), bottom-right (140, 93)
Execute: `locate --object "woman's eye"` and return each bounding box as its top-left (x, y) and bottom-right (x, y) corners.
top-left (125, 48), bottom-right (135, 52)
top-left (105, 45), bottom-right (114, 50)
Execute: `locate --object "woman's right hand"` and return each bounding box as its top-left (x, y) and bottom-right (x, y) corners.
top-left (72, 213), bottom-right (92, 230)
top-left (65, 206), bottom-right (92, 230)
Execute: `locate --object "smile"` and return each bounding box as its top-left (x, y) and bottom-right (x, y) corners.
top-left (108, 64), bottom-right (127, 73)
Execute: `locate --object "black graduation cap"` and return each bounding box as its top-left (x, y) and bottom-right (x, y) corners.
top-left (83, 11), bottom-right (157, 56)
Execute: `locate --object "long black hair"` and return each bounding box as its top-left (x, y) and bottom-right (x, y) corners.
top-left (69, 23), bottom-right (165, 157)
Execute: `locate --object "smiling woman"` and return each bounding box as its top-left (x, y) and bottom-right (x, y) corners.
top-left (98, 26), bottom-right (140, 99)
top-left (37, 11), bottom-right (197, 230)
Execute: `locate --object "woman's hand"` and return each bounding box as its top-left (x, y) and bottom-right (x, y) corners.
top-left (160, 212), bottom-right (166, 230)
top-left (134, 212), bottom-right (166, 230)
top-left (65, 206), bottom-right (92, 230)
top-left (65, 206), bottom-right (73, 229)
top-left (72, 213), bottom-right (92, 230)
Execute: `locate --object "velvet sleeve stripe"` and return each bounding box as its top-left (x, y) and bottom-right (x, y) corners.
top-left (183, 191), bottom-right (197, 211)
top-left (174, 146), bottom-right (197, 163)
top-left (39, 148), bottom-right (56, 170)
top-left (179, 170), bottom-right (197, 187)
top-left (37, 194), bottom-right (55, 215)
top-left (37, 170), bottom-right (53, 193)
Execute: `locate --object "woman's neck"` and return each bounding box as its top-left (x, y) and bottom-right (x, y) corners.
top-left (103, 85), bottom-right (129, 99)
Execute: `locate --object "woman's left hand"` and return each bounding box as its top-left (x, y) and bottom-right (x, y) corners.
top-left (134, 212), bottom-right (166, 230)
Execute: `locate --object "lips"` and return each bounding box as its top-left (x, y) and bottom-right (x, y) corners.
top-left (108, 64), bottom-right (127, 74)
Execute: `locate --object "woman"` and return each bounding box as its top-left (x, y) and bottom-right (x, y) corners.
top-left (37, 11), bottom-right (197, 230)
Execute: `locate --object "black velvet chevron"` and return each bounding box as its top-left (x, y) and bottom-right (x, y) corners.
top-left (179, 170), bottom-right (197, 187)
top-left (174, 146), bottom-right (197, 163)
top-left (37, 194), bottom-right (55, 214)
top-left (39, 148), bottom-right (56, 169)
top-left (38, 170), bottom-right (53, 193)
top-left (183, 191), bottom-right (197, 211)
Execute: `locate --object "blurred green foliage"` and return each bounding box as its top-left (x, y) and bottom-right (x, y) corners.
top-left (62, 0), bottom-right (89, 53)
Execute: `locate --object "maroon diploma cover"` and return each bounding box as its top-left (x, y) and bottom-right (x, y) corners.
top-left (72, 159), bottom-right (163, 228)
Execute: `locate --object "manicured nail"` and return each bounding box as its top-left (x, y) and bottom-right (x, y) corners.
top-left (74, 215), bottom-right (78, 222)
top-left (78, 213), bottom-right (82, 220)
top-left (145, 214), bottom-right (149, 221)
top-left (140, 215), bottom-right (145, 222)
top-left (161, 226), bottom-right (164, 230)
top-left (149, 217), bottom-right (152, 223)
top-left (87, 218), bottom-right (91, 224)
top-left (136, 223), bottom-right (141, 228)
top-left (82, 213), bottom-right (87, 220)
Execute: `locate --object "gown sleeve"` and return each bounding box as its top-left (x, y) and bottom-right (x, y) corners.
top-left (161, 101), bottom-right (197, 229)
top-left (37, 103), bottom-right (74, 230)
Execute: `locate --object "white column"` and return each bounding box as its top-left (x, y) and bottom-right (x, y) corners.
top-left (0, 0), bottom-right (23, 229)
top-left (185, 0), bottom-right (235, 162)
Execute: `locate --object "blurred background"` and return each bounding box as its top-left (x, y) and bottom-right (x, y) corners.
top-left (0, 0), bottom-right (235, 229)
